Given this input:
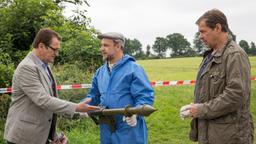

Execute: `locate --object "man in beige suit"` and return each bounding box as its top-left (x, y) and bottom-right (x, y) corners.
top-left (4, 28), bottom-right (98, 144)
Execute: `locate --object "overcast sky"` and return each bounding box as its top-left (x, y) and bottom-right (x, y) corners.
top-left (74, 0), bottom-right (256, 49)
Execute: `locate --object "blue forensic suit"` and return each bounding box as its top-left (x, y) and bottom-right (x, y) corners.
top-left (85, 55), bottom-right (154, 144)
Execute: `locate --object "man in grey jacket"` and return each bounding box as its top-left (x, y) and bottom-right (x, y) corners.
top-left (181, 9), bottom-right (254, 143)
top-left (4, 28), bottom-right (99, 144)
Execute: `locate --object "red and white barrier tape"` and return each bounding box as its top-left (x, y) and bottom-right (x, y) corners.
top-left (0, 88), bottom-right (12, 94)
top-left (1, 77), bottom-right (256, 94)
top-left (150, 80), bottom-right (196, 87)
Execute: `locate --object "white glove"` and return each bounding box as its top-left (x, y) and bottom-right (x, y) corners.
top-left (180, 104), bottom-right (192, 120)
top-left (72, 112), bottom-right (89, 119)
top-left (79, 112), bottom-right (89, 118)
top-left (123, 114), bottom-right (137, 127)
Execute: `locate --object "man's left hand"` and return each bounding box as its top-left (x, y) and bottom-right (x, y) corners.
top-left (123, 114), bottom-right (137, 127)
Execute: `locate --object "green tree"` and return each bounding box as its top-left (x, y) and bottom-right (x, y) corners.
top-left (0, 0), bottom-right (101, 71)
top-left (53, 0), bottom-right (89, 5)
top-left (250, 42), bottom-right (256, 55)
top-left (146, 45), bottom-right (151, 57)
top-left (0, 0), bottom-right (61, 65)
top-left (166, 33), bottom-right (191, 57)
top-left (193, 32), bottom-right (204, 55)
top-left (239, 40), bottom-right (250, 54)
top-left (152, 37), bottom-right (168, 58)
top-left (185, 47), bottom-right (197, 57)
top-left (124, 38), bottom-right (143, 58)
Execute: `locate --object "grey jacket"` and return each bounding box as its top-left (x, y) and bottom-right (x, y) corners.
top-left (190, 39), bottom-right (254, 144)
top-left (4, 52), bottom-right (76, 144)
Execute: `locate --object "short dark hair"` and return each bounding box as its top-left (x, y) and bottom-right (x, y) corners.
top-left (32, 28), bottom-right (61, 48)
top-left (196, 9), bottom-right (229, 32)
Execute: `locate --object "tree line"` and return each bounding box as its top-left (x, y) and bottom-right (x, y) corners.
top-left (124, 32), bottom-right (256, 59)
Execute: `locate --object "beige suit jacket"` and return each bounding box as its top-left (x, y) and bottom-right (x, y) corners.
top-left (4, 52), bottom-right (76, 144)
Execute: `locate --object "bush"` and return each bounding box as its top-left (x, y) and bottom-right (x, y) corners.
top-left (0, 94), bottom-right (11, 119)
top-left (0, 52), bottom-right (15, 87)
top-left (53, 22), bottom-right (102, 71)
top-left (0, 94), bottom-right (11, 143)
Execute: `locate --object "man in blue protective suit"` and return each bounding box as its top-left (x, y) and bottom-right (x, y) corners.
top-left (83, 32), bottom-right (154, 144)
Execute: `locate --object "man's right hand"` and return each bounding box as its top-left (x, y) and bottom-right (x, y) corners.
top-left (180, 104), bottom-right (192, 120)
top-left (75, 98), bottom-right (100, 112)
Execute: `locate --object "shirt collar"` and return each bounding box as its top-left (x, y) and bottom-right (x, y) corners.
top-left (31, 52), bottom-right (48, 69)
top-left (212, 35), bottom-right (232, 57)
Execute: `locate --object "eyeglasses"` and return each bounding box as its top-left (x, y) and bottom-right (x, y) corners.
top-left (46, 45), bottom-right (59, 56)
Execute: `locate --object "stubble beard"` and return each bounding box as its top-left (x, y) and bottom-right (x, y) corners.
top-left (103, 52), bottom-right (115, 62)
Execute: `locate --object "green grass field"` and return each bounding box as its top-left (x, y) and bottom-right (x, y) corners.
top-left (63, 56), bottom-right (256, 144)
top-left (2, 57), bottom-right (254, 144)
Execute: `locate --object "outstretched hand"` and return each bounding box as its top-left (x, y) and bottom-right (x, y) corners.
top-left (76, 98), bottom-right (100, 112)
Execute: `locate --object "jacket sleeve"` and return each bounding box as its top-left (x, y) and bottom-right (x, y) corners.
top-left (17, 65), bottom-right (76, 118)
top-left (83, 71), bottom-right (101, 106)
top-left (130, 65), bottom-right (154, 107)
top-left (197, 51), bottom-right (250, 119)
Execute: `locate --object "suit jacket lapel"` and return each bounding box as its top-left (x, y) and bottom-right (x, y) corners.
top-left (27, 52), bottom-right (54, 96)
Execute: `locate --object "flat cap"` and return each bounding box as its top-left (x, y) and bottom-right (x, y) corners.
top-left (98, 32), bottom-right (125, 43)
